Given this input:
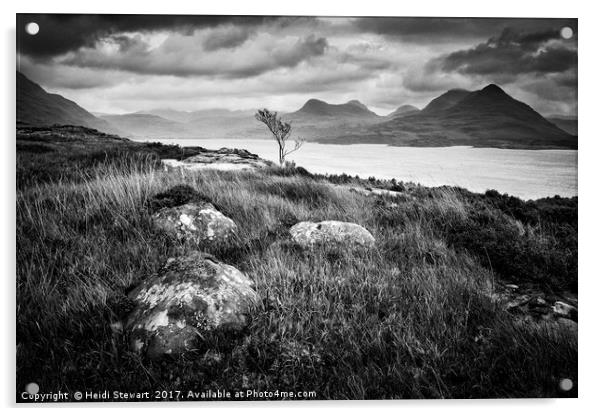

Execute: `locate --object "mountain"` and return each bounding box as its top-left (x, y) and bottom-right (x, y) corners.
top-left (289, 99), bottom-right (379, 119)
top-left (121, 108), bottom-right (262, 139)
top-left (320, 85), bottom-right (576, 149)
top-left (17, 72), bottom-right (119, 134)
top-left (547, 117), bottom-right (577, 136)
top-left (99, 113), bottom-right (192, 138)
top-left (386, 105), bottom-right (420, 119)
top-left (278, 99), bottom-right (381, 140)
top-left (136, 109), bottom-right (197, 123)
top-left (421, 89), bottom-right (471, 114)
top-left (141, 108), bottom-right (255, 124)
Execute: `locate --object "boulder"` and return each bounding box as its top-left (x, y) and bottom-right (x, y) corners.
top-left (125, 252), bottom-right (258, 359)
top-left (290, 220), bottom-right (375, 248)
top-left (152, 202), bottom-right (237, 244)
top-left (553, 301), bottom-right (578, 321)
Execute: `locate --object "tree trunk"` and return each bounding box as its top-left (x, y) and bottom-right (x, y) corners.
top-left (279, 142), bottom-right (285, 165)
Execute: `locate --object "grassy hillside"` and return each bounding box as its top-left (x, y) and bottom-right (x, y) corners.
top-left (16, 128), bottom-right (577, 399)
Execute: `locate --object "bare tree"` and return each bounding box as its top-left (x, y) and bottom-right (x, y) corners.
top-left (255, 108), bottom-right (304, 166)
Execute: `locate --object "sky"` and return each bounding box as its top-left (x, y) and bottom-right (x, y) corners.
top-left (17, 14), bottom-right (578, 116)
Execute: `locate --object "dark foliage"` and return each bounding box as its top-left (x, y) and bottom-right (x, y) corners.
top-left (16, 148), bottom-right (161, 188)
top-left (436, 201), bottom-right (576, 293)
top-left (147, 184), bottom-right (208, 213)
top-left (253, 179), bottom-right (336, 209)
top-left (482, 189), bottom-right (577, 226)
top-left (16, 143), bottom-right (55, 153)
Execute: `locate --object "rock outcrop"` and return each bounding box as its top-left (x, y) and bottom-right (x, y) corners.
top-left (493, 284), bottom-right (578, 326)
top-left (290, 220), bottom-right (375, 248)
top-left (152, 202), bottom-right (237, 244)
top-left (349, 187), bottom-right (405, 198)
top-left (162, 148), bottom-right (271, 172)
top-left (553, 301), bottom-right (578, 321)
top-left (125, 252), bottom-right (258, 359)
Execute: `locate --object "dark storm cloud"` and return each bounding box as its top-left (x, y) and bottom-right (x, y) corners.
top-left (353, 17), bottom-right (577, 43)
top-left (61, 34), bottom-right (329, 79)
top-left (17, 14), bottom-right (577, 116)
top-left (16, 14), bottom-right (278, 59)
top-left (439, 27), bottom-right (577, 76)
top-left (202, 26), bottom-right (252, 51)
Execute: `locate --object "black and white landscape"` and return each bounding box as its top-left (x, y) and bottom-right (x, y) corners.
top-left (17, 15), bottom-right (577, 401)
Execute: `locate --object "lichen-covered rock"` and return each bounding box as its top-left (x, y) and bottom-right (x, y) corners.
top-left (125, 252), bottom-right (258, 359)
top-left (289, 220), bottom-right (375, 248)
top-left (152, 202), bottom-right (237, 244)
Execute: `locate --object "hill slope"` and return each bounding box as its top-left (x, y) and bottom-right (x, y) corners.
top-left (386, 105), bottom-right (420, 119)
top-left (16, 72), bottom-right (118, 134)
top-left (547, 117), bottom-right (577, 136)
top-left (421, 89), bottom-right (471, 114)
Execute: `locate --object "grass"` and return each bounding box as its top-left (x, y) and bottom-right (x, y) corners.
top-left (16, 134), bottom-right (577, 400)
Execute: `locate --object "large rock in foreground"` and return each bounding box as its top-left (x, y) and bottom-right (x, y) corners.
top-left (290, 221), bottom-right (375, 248)
top-left (152, 202), bottom-right (237, 245)
top-left (126, 252), bottom-right (258, 359)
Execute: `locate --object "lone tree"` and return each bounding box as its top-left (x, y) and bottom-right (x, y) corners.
top-left (255, 108), bottom-right (304, 166)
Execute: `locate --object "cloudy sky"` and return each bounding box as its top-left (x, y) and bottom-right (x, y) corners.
top-left (17, 14), bottom-right (577, 116)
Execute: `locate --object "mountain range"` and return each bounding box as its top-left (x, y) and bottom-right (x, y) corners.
top-left (16, 71), bottom-right (577, 149)
top-left (336, 84), bottom-right (576, 149)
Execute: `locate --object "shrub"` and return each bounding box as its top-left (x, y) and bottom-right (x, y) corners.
top-left (439, 203), bottom-right (577, 292)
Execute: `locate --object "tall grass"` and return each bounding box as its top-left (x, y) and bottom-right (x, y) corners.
top-left (16, 152), bottom-right (577, 399)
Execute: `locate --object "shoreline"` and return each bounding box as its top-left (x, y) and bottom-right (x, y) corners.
top-left (152, 139), bottom-right (577, 201)
top-left (132, 136), bottom-right (579, 151)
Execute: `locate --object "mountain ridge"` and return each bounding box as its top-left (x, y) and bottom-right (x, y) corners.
top-left (16, 72), bottom-right (576, 148)
top-left (17, 71), bottom-right (120, 134)
top-left (421, 88), bottom-right (471, 114)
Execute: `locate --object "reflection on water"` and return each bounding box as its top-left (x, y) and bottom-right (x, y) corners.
top-left (140, 138), bottom-right (577, 200)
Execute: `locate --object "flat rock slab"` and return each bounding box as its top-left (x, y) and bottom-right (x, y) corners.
top-left (162, 148), bottom-right (271, 172)
top-left (290, 220), bottom-right (375, 248)
top-left (349, 187), bottom-right (405, 198)
top-left (126, 252), bottom-right (258, 359)
top-left (152, 202), bottom-right (237, 244)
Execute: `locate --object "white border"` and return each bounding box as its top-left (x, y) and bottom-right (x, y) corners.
top-left (2, 1), bottom-right (600, 414)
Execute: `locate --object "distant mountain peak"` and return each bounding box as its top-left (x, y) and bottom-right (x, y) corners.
top-left (448, 88), bottom-right (470, 93)
top-left (294, 98), bottom-right (377, 118)
top-left (480, 84), bottom-right (507, 96)
top-left (304, 98), bottom-right (327, 106)
top-left (346, 99), bottom-right (368, 110)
